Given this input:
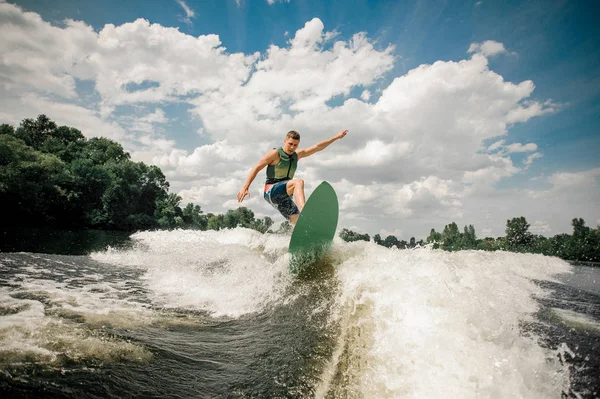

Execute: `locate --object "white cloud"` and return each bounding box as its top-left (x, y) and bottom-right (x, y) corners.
top-left (127, 108), bottom-right (169, 134)
top-left (506, 100), bottom-right (556, 124)
top-left (176, 0), bottom-right (195, 24)
top-left (0, 3), bottom-right (97, 98)
top-left (463, 154), bottom-right (519, 190)
top-left (530, 220), bottom-right (551, 235)
top-left (0, 93), bottom-right (126, 141)
top-left (548, 168), bottom-right (600, 190)
top-left (488, 140), bottom-right (505, 152)
top-left (506, 143), bottom-right (537, 153)
top-left (147, 141), bottom-right (246, 181)
top-left (523, 152), bottom-right (543, 169)
top-left (468, 40), bottom-right (508, 57)
top-left (140, 108), bottom-right (168, 124)
top-left (480, 228), bottom-right (493, 237)
top-left (360, 90), bottom-right (371, 101)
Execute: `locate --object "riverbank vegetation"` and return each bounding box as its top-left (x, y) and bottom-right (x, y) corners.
top-left (0, 115), bottom-right (276, 233)
top-left (339, 217), bottom-right (600, 263)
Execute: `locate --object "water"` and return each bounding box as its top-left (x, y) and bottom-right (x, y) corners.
top-left (0, 228), bottom-right (598, 398)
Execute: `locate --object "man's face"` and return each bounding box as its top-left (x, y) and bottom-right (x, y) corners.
top-left (283, 138), bottom-right (300, 153)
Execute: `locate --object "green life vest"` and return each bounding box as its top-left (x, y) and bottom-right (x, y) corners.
top-left (266, 147), bottom-right (298, 184)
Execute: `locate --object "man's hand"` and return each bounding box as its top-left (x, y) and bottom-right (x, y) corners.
top-left (237, 188), bottom-right (250, 203)
top-left (335, 129), bottom-right (348, 140)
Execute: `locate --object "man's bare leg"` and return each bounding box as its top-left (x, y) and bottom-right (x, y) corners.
top-left (286, 179), bottom-right (306, 210)
top-left (289, 214), bottom-right (299, 225)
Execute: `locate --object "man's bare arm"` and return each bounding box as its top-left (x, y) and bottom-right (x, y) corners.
top-left (237, 149), bottom-right (278, 203)
top-left (296, 130), bottom-right (348, 159)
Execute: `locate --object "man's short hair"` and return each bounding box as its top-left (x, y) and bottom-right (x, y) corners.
top-left (286, 130), bottom-right (300, 140)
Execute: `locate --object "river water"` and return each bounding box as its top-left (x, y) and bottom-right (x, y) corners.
top-left (0, 228), bottom-right (598, 398)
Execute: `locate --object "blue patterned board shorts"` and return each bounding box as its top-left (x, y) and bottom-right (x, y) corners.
top-left (264, 180), bottom-right (299, 220)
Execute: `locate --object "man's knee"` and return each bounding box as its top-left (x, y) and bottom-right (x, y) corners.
top-left (286, 178), bottom-right (303, 190)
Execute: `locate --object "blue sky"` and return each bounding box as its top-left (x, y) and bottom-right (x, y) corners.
top-left (1, 0), bottom-right (599, 237)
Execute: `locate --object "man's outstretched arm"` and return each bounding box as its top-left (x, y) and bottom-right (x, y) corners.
top-left (296, 130), bottom-right (348, 159)
top-left (237, 149), bottom-right (278, 203)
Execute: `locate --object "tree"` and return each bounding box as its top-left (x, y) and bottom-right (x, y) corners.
top-left (0, 134), bottom-right (66, 226)
top-left (442, 222), bottom-right (461, 251)
top-left (382, 235), bottom-right (400, 248)
top-left (207, 213), bottom-right (225, 230)
top-left (182, 203), bottom-right (207, 229)
top-left (505, 217), bottom-right (534, 251)
top-left (156, 193), bottom-right (184, 229)
top-left (339, 228), bottom-right (370, 242)
top-left (85, 137), bottom-right (130, 165)
top-left (460, 224), bottom-right (477, 249)
top-left (572, 218), bottom-right (590, 239)
top-left (427, 228), bottom-right (442, 244)
top-left (252, 216), bottom-right (274, 233)
top-left (14, 115), bottom-right (58, 150)
top-left (276, 221), bottom-right (293, 234)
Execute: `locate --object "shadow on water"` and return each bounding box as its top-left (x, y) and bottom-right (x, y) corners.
top-left (0, 228), bottom-right (132, 255)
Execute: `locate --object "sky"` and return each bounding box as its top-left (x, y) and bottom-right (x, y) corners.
top-left (1, 0), bottom-right (599, 239)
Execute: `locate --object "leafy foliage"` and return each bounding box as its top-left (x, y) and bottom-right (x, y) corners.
top-left (340, 228), bottom-right (370, 242)
top-left (342, 216), bottom-right (600, 262)
top-left (0, 116), bottom-right (170, 230)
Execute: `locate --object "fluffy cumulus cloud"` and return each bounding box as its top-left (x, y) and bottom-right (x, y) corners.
top-left (1, 3), bottom-right (597, 237)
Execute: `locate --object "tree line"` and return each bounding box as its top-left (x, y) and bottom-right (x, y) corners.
top-left (0, 115), bottom-right (288, 233)
top-left (339, 216), bottom-right (600, 262)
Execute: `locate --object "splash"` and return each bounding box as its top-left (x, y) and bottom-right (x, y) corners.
top-left (91, 228), bottom-right (293, 318)
top-left (318, 242), bottom-right (573, 398)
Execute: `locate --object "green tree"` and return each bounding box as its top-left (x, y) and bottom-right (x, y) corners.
top-left (14, 115), bottom-right (58, 150)
top-left (0, 134), bottom-right (66, 226)
top-left (252, 216), bottom-right (274, 233)
top-left (505, 217), bottom-right (534, 251)
top-left (276, 221), bottom-right (293, 234)
top-left (373, 234), bottom-right (383, 245)
top-left (570, 218), bottom-right (600, 261)
top-left (442, 222), bottom-right (461, 251)
top-left (156, 193), bottom-right (184, 229)
top-left (207, 213), bottom-right (225, 230)
top-left (339, 228), bottom-right (370, 242)
top-left (85, 137), bottom-right (130, 165)
top-left (382, 235), bottom-right (400, 248)
top-left (427, 228), bottom-right (442, 245)
top-left (182, 203), bottom-right (207, 229)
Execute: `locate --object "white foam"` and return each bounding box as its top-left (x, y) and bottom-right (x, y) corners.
top-left (552, 308), bottom-right (600, 332)
top-left (321, 243), bottom-right (573, 398)
top-left (0, 277), bottom-right (155, 367)
top-left (91, 228), bottom-right (293, 318)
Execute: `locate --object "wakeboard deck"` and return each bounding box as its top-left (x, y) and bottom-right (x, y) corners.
top-left (288, 181), bottom-right (338, 275)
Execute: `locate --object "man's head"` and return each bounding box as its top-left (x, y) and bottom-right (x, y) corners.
top-left (283, 130), bottom-right (300, 153)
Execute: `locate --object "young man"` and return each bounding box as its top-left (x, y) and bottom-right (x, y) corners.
top-left (237, 129), bottom-right (348, 225)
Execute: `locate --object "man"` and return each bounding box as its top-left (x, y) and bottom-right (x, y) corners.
top-left (237, 129), bottom-right (348, 225)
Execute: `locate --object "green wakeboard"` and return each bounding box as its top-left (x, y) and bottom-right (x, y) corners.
top-left (288, 181), bottom-right (338, 275)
